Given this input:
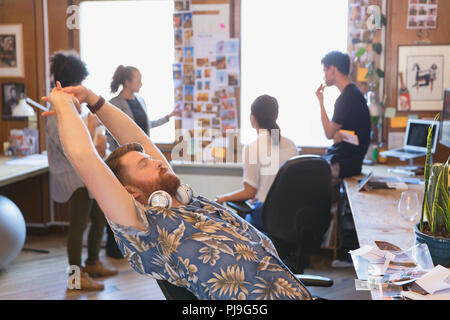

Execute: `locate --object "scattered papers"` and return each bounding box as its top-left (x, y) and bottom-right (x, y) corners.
top-left (415, 265), bottom-right (450, 295)
top-left (339, 130), bottom-right (359, 146)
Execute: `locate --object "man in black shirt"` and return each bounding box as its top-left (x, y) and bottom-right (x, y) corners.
top-left (316, 51), bottom-right (371, 179)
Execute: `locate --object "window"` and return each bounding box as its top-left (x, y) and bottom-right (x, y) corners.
top-left (80, 0), bottom-right (175, 143)
top-left (241, 0), bottom-right (349, 147)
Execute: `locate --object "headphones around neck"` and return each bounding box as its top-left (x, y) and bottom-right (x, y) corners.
top-left (147, 183), bottom-right (193, 208)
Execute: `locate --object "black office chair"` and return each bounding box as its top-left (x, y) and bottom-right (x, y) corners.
top-left (155, 155), bottom-right (333, 300)
top-left (227, 155), bottom-right (332, 274)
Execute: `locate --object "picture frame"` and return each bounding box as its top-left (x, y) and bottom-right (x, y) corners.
top-left (398, 45), bottom-right (450, 111)
top-left (2, 82), bottom-right (26, 121)
top-left (0, 24), bottom-right (25, 78)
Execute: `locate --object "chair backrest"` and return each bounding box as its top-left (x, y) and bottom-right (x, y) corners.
top-left (156, 280), bottom-right (198, 300)
top-left (262, 155), bottom-right (332, 254)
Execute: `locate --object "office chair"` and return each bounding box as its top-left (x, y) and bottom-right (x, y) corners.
top-left (227, 155), bottom-right (333, 274)
top-left (154, 156), bottom-right (333, 300)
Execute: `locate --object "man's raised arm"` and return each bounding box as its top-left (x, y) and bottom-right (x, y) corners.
top-left (45, 86), bottom-right (144, 230)
top-left (61, 85), bottom-right (172, 171)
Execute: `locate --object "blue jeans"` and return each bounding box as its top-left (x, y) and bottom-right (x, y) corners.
top-left (245, 201), bottom-right (265, 232)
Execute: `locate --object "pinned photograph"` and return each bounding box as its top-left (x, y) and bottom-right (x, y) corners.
top-left (216, 40), bottom-right (226, 55)
top-left (184, 85), bottom-right (194, 101)
top-left (216, 70), bottom-right (227, 87)
top-left (226, 39), bottom-right (240, 55)
top-left (173, 14), bottom-right (182, 28)
top-left (173, 70), bottom-right (182, 88)
top-left (175, 47), bottom-right (183, 63)
top-left (182, 12), bottom-right (192, 28)
top-left (183, 63), bottom-right (194, 75)
top-left (228, 72), bottom-right (239, 86)
top-left (174, 29), bottom-right (183, 46)
top-left (184, 74), bottom-right (195, 86)
top-left (2, 83), bottom-right (26, 120)
top-left (216, 56), bottom-right (226, 70)
top-left (184, 46), bottom-right (194, 63)
top-left (0, 25), bottom-right (24, 77)
top-left (196, 58), bottom-right (209, 68)
top-left (184, 29), bottom-right (193, 46)
top-left (227, 56), bottom-right (239, 70)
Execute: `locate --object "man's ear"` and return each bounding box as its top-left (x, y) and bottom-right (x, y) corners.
top-left (124, 185), bottom-right (141, 200)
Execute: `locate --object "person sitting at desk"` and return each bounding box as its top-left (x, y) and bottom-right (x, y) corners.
top-left (42, 84), bottom-right (311, 300)
top-left (215, 95), bottom-right (298, 232)
top-left (315, 51), bottom-right (371, 181)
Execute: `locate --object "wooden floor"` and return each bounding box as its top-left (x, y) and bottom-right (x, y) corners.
top-left (0, 233), bottom-right (370, 300)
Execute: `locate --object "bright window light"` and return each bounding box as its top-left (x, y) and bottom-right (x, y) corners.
top-left (241, 0), bottom-right (349, 147)
top-left (80, 0), bottom-right (175, 144)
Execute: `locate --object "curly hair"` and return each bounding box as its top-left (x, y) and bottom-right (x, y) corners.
top-left (49, 50), bottom-right (89, 87)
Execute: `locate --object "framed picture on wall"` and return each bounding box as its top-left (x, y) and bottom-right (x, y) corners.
top-left (2, 83), bottom-right (26, 121)
top-left (398, 45), bottom-right (450, 111)
top-left (0, 24), bottom-right (25, 78)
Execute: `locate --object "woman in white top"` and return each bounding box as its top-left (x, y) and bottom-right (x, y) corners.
top-left (216, 95), bottom-right (298, 231)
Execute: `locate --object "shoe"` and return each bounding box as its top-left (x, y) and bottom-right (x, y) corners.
top-left (67, 271), bottom-right (104, 291)
top-left (83, 259), bottom-right (118, 278)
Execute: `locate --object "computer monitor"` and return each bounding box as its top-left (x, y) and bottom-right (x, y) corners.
top-left (440, 88), bottom-right (450, 148)
top-left (404, 119), bottom-right (440, 154)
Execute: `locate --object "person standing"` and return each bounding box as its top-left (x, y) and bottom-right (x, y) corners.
top-left (45, 51), bottom-right (118, 290)
top-left (105, 65), bottom-right (181, 258)
top-left (315, 51), bottom-right (371, 181)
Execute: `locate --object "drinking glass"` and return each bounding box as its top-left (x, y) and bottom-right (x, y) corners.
top-left (398, 191), bottom-right (420, 222)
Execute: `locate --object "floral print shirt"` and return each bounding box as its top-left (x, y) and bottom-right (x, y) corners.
top-left (108, 196), bottom-right (311, 300)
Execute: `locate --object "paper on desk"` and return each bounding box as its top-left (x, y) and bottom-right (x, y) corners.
top-left (415, 265), bottom-right (450, 295)
top-left (401, 288), bottom-right (450, 300)
top-left (339, 130), bottom-right (359, 146)
top-left (4, 154), bottom-right (48, 166)
top-left (350, 245), bottom-right (395, 264)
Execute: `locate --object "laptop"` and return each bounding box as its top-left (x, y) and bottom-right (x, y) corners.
top-left (380, 119), bottom-right (440, 160)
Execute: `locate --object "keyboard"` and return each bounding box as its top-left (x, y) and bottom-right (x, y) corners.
top-left (396, 149), bottom-right (424, 155)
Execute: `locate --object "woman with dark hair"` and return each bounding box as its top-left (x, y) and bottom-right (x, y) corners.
top-left (105, 65), bottom-right (181, 258)
top-left (45, 51), bottom-right (118, 291)
top-left (216, 95), bottom-right (298, 232)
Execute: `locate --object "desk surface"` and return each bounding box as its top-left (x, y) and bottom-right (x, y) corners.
top-left (344, 165), bottom-right (424, 251)
top-left (0, 156), bottom-right (49, 187)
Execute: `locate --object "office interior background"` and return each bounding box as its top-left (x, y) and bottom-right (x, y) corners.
top-left (0, 0), bottom-right (449, 301)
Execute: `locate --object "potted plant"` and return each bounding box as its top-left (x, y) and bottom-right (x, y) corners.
top-left (415, 114), bottom-right (450, 267)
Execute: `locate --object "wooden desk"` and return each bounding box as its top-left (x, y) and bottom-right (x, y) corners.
top-left (344, 165), bottom-right (424, 250)
top-left (0, 155), bottom-right (51, 230)
top-left (0, 156), bottom-right (49, 187)
top-left (344, 165), bottom-right (426, 299)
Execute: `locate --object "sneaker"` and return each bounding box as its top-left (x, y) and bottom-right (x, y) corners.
top-left (83, 260), bottom-right (118, 278)
top-left (67, 271), bottom-right (104, 291)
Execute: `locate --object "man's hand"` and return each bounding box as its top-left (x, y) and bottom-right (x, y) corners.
top-left (333, 131), bottom-right (343, 144)
top-left (41, 82), bottom-right (82, 116)
top-left (315, 83), bottom-right (325, 106)
top-left (61, 85), bottom-right (98, 106)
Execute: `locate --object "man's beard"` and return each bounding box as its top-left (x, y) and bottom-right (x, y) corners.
top-left (136, 168), bottom-right (181, 199)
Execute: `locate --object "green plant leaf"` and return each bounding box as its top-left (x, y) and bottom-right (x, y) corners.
top-left (356, 47), bottom-right (366, 60)
top-left (372, 43), bottom-right (382, 55)
top-left (376, 68), bottom-right (385, 78)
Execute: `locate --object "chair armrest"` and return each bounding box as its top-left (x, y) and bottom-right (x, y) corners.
top-left (295, 274), bottom-right (333, 287)
top-left (225, 201), bottom-right (253, 215)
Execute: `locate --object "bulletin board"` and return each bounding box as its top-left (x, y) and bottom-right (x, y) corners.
top-left (173, 0), bottom-right (240, 162)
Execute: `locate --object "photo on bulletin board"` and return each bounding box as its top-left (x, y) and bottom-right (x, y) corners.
top-left (398, 45), bottom-right (450, 111)
top-left (2, 83), bottom-right (26, 120)
top-left (0, 24), bottom-right (25, 77)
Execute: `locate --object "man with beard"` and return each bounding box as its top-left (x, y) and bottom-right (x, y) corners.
top-left (43, 83), bottom-right (312, 300)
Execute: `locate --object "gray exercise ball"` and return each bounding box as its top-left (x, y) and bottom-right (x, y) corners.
top-left (0, 195), bottom-right (26, 270)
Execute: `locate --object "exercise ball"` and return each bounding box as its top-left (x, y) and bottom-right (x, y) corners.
top-left (0, 195), bottom-right (26, 270)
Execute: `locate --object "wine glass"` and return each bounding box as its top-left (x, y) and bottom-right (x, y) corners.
top-left (398, 191), bottom-right (420, 222)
